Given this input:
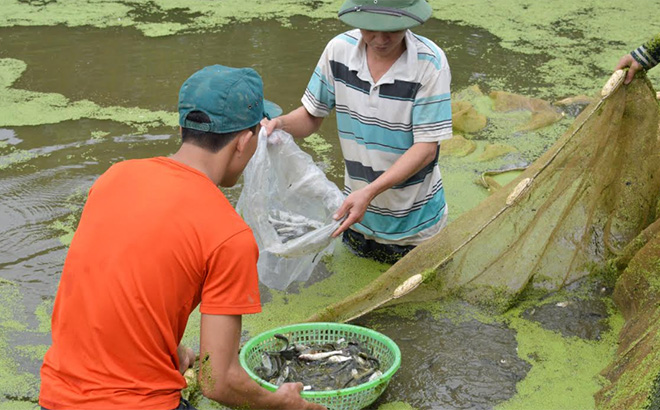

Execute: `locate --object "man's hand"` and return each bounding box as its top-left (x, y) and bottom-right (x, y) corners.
top-left (260, 117), bottom-right (283, 137)
top-left (615, 54), bottom-right (643, 84)
top-left (332, 187), bottom-right (375, 238)
top-left (177, 344), bottom-right (195, 374)
top-left (260, 106), bottom-right (324, 140)
top-left (274, 383), bottom-right (326, 410)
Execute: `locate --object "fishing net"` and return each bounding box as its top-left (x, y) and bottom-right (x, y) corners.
top-left (595, 217), bottom-right (660, 409)
top-left (309, 73), bottom-right (660, 323)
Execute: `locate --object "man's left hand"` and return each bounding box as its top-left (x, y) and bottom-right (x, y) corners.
top-left (177, 344), bottom-right (196, 374)
top-left (332, 187), bottom-right (374, 238)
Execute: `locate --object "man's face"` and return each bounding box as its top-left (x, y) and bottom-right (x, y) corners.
top-left (359, 29), bottom-right (406, 58)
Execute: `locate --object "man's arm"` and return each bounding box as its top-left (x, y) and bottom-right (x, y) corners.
top-left (332, 141), bottom-right (438, 237)
top-left (616, 34), bottom-right (660, 84)
top-left (261, 106), bottom-right (324, 139)
top-left (198, 313), bottom-right (325, 410)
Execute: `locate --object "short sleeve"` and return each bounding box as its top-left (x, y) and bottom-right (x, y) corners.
top-left (301, 42), bottom-right (336, 118)
top-left (412, 61), bottom-right (453, 144)
top-left (200, 229), bottom-right (261, 315)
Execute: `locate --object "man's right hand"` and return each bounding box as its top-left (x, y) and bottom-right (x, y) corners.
top-left (615, 54), bottom-right (643, 85)
top-left (261, 117), bottom-right (283, 136)
top-left (274, 383), bottom-right (326, 410)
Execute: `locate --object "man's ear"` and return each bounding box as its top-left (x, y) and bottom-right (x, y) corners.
top-left (234, 128), bottom-right (254, 154)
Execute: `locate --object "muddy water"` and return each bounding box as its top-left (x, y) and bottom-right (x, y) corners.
top-left (356, 308), bottom-right (532, 410)
top-left (0, 15), bottom-right (621, 410)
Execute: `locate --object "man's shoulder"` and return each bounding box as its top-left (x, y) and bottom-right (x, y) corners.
top-left (407, 31), bottom-right (449, 71)
top-left (326, 29), bottom-right (361, 50)
top-left (102, 157), bottom-right (161, 176)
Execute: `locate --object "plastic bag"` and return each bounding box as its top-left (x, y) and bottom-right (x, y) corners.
top-left (236, 129), bottom-right (344, 290)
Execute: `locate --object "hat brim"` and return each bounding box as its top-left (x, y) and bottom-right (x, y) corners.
top-left (263, 99), bottom-right (282, 120)
top-left (338, 0), bottom-right (431, 31)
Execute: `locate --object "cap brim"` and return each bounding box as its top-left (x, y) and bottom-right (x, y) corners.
top-left (263, 99), bottom-right (283, 120)
top-left (338, 0), bottom-right (431, 31)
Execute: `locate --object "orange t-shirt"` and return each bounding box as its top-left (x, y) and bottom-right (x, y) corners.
top-left (39, 157), bottom-right (261, 410)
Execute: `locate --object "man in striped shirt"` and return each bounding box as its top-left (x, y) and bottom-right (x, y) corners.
top-left (616, 34), bottom-right (660, 84)
top-left (262, 0), bottom-right (452, 264)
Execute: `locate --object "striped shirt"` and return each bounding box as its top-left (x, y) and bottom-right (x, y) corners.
top-left (301, 29), bottom-right (452, 246)
top-left (631, 34), bottom-right (660, 70)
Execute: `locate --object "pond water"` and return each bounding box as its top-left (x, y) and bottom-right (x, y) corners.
top-left (0, 9), bottom-right (645, 410)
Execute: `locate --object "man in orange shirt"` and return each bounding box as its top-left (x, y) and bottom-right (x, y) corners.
top-left (39, 65), bottom-right (325, 410)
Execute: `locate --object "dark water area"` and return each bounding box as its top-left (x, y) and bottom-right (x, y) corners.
top-left (355, 309), bottom-right (531, 410)
top-left (522, 280), bottom-right (612, 341)
top-left (0, 17), bottom-right (548, 112)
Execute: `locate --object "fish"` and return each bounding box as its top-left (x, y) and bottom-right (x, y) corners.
top-left (268, 210), bottom-right (325, 242)
top-left (298, 350), bottom-right (346, 361)
top-left (253, 334), bottom-right (382, 391)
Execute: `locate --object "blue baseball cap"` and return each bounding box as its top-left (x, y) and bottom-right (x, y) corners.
top-left (178, 65), bottom-right (282, 134)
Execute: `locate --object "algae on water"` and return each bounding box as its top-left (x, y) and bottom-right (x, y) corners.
top-left (1, 0), bottom-right (658, 98)
top-left (0, 58), bottom-right (177, 132)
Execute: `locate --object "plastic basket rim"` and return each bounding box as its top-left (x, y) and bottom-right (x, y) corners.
top-left (239, 322), bottom-right (402, 398)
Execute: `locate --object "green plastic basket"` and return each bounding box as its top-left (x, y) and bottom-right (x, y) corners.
top-left (239, 322), bottom-right (401, 410)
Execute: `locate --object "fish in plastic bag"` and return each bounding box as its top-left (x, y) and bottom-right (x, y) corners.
top-left (236, 129), bottom-right (344, 290)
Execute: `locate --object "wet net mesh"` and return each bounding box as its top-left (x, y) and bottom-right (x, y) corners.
top-left (309, 75), bottom-right (660, 323)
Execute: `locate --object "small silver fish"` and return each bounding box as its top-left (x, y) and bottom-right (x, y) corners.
top-left (299, 350), bottom-right (346, 361)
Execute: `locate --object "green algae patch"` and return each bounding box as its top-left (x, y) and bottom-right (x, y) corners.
top-left (490, 169), bottom-right (523, 188)
top-left (0, 0), bottom-right (343, 37)
top-left (0, 149), bottom-right (40, 171)
top-left (1, 0), bottom-right (659, 101)
top-left (180, 306), bottom-right (201, 352)
top-left (34, 299), bottom-right (54, 334)
top-left (14, 344), bottom-right (49, 362)
top-left (49, 188), bottom-right (88, 247)
top-left (302, 132), bottom-right (337, 175)
top-left (452, 100), bottom-right (487, 134)
top-left (495, 308), bottom-right (624, 410)
top-left (0, 400), bottom-right (37, 410)
top-left (0, 58), bottom-right (177, 133)
top-left (243, 244), bottom-right (388, 337)
top-left (377, 401), bottom-right (417, 410)
top-left (50, 220), bottom-right (75, 247)
top-left (441, 85), bottom-right (573, 218)
top-left (0, 283), bottom-right (39, 403)
top-left (428, 0), bottom-right (660, 97)
top-left (384, 296), bottom-right (499, 327)
top-left (477, 143), bottom-right (517, 162)
top-left (439, 134), bottom-right (476, 157)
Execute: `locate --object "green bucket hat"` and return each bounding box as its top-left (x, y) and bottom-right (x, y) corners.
top-left (338, 0), bottom-right (432, 32)
top-left (178, 65), bottom-right (282, 134)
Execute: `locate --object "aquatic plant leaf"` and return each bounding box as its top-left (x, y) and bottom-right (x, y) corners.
top-left (451, 100), bottom-right (487, 133)
top-left (309, 76), bottom-right (660, 322)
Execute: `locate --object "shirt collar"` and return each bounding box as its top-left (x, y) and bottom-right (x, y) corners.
top-left (348, 29), bottom-right (418, 85)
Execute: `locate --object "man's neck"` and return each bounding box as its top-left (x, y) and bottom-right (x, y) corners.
top-left (170, 143), bottom-right (230, 186)
top-left (365, 40), bottom-right (406, 83)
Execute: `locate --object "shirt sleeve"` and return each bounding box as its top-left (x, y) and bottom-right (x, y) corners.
top-left (301, 42), bottom-right (336, 118)
top-left (200, 229), bottom-right (261, 315)
top-left (412, 57), bottom-right (453, 144)
top-left (631, 34), bottom-right (660, 70)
